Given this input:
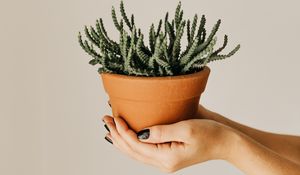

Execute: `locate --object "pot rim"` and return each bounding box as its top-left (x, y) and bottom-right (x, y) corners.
top-left (100, 66), bottom-right (210, 81)
top-left (100, 66), bottom-right (210, 101)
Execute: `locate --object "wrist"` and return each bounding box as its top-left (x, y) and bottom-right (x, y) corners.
top-left (196, 105), bottom-right (222, 121)
top-left (212, 124), bottom-right (243, 161)
top-left (196, 106), bottom-right (232, 128)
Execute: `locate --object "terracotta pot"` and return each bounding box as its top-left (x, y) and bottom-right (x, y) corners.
top-left (100, 66), bottom-right (210, 132)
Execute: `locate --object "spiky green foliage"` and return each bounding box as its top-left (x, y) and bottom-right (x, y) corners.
top-left (78, 1), bottom-right (240, 76)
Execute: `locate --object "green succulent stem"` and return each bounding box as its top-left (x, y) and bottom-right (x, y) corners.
top-left (78, 1), bottom-right (240, 77)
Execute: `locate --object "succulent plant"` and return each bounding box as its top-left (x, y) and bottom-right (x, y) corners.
top-left (78, 1), bottom-right (240, 76)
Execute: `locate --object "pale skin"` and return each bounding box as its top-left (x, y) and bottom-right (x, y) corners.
top-left (102, 105), bottom-right (300, 174)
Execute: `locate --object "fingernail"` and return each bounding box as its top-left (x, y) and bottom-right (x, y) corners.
top-left (105, 136), bottom-right (113, 144)
top-left (108, 101), bottom-right (111, 107)
top-left (137, 129), bottom-right (150, 140)
top-left (104, 124), bottom-right (110, 132)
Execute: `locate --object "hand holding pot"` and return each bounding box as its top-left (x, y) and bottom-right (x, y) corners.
top-left (103, 112), bottom-right (300, 174)
top-left (103, 115), bottom-right (233, 173)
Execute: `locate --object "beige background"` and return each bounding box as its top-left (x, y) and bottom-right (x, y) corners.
top-left (1, 0), bottom-right (300, 174)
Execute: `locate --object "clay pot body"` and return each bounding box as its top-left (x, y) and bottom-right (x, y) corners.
top-left (100, 67), bottom-right (210, 132)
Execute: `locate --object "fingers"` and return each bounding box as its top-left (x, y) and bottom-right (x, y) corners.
top-left (103, 115), bottom-right (114, 124)
top-left (113, 117), bottom-right (159, 158)
top-left (104, 118), bottom-right (131, 154)
top-left (137, 120), bottom-right (195, 144)
top-left (102, 115), bottom-right (194, 172)
top-left (102, 115), bottom-right (158, 167)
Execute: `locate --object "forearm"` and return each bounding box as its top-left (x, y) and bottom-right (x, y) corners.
top-left (226, 130), bottom-right (300, 175)
top-left (197, 106), bottom-right (300, 164)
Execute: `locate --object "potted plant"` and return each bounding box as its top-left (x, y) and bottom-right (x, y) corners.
top-left (78, 1), bottom-right (240, 132)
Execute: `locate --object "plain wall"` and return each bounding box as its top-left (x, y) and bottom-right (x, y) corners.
top-left (1, 0), bottom-right (299, 175)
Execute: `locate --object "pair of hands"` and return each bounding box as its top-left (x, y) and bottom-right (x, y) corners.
top-left (102, 105), bottom-right (234, 173)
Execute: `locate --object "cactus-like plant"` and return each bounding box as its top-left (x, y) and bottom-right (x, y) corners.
top-left (78, 1), bottom-right (240, 76)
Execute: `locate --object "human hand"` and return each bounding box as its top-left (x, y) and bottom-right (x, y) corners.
top-left (102, 115), bottom-right (234, 173)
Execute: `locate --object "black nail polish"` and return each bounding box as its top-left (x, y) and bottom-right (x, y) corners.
top-left (137, 129), bottom-right (150, 140)
top-left (104, 124), bottom-right (110, 132)
top-left (105, 136), bottom-right (113, 144)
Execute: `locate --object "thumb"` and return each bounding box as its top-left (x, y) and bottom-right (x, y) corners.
top-left (137, 121), bottom-right (189, 143)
